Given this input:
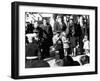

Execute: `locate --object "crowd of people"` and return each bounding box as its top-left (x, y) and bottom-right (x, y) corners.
top-left (25, 14), bottom-right (90, 68)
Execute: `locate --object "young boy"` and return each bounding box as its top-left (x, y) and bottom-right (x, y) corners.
top-left (83, 35), bottom-right (90, 54)
top-left (60, 32), bottom-right (70, 56)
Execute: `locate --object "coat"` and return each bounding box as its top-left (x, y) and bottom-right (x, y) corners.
top-left (41, 24), bottom-right (53, 46)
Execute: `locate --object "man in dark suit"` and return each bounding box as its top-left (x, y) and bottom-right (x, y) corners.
top-left (74, 16), bottom-right (83, 54)
top-left (41, 19), bottom-right (53, 59)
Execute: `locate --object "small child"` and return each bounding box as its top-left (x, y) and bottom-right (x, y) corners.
top-left (83, 35), bottom-right (90, 54)
top-left (60, 32), bottom-right (69, 56)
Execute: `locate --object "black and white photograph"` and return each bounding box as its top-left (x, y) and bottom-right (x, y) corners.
top-left (11, 2), bottom-right (97, 79)
top-left (25, 12), bottom-right (90, 68)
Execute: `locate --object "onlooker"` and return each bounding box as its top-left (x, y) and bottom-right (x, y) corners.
top-left (61, 32), bottom-right (70, 56)
top-left (41, 19), bottom-right (53, 59)
top-left (74, 16), bottom-right (83, 54)
top-left (68, 15), bottom-right (74, 37)
top-left (42, 19), bottom-right (53, 46)
top-left (63, 16), bottom-right (70, 35)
